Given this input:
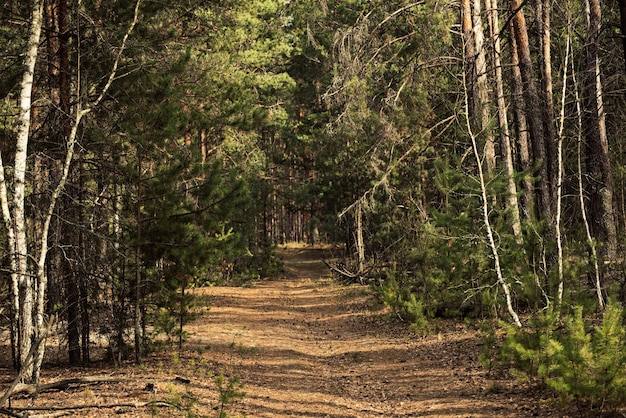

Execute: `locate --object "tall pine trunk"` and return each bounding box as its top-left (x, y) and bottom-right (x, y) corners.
top-left (510, 0), bottom-right (553, 222)
top-left (536, 0), bottom-right (557, 205)
top-left (508, 22), bottom-right (534, 218)
top-left (486, 0), bottom-right (522, 241)
top-left (583, 0), bottom-right (618, 260)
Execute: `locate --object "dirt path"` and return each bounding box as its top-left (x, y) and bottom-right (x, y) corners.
top-left (189, 247), bottom-right (557, 417)
top-left (1, 246), bottom-right (563, 417)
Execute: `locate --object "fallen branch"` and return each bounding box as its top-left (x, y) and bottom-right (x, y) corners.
top-left (7, 376), bottom-right (129, 397)
top-left (322, 259), bottom-right (367, 284)
top-left (1, 400), bottom-right (175, 418)
top-left (9, 400), bottom-right (174, 411)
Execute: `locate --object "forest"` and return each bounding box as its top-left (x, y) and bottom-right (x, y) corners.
top-left (2, 0), bottom-right (626, 413)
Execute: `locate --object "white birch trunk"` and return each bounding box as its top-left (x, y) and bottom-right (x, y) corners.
top-left (572, 50), bottom-right (605, 310)
top-left (356, 201), bottom-right (365, 276)
top-left (463, 51), bottom-right (521, 327)
top-left (12, 0), bottom-right (44, 382)
top-left (555, 34), bottom-right (571, 308)
top-left (0, 0), bottom-right (142, 382)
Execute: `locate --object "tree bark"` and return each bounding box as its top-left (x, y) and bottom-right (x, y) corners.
top-left (509, 0), bottom-right (553, 222)
top-left (486, 0), bottom-right (522, 241)
top-left (472, 0), bottom-right (495, 173)
top-left (462, 0), bottom-right (495, 174)
top-left (461, 0), bottom-right (477, 122)
top-left (583, 0), bottom-right (618, 260)
top-left (13, 0), bottom-right (45, 382)
top-left (536, 0), bottom-right (557, 204)
top-left (135, 150), bottom-right (143, 364)
top-left (508, 22), bottom-right (534, 218)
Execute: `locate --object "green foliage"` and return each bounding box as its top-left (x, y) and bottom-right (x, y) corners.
top-left (501, 303), bottom-right (626, 410)
top-left (478, 322), bottom-right (498, 373)
top-left (374, 270), bottom-right (432, 335)
top-left (164, 383), bottom-right (201, 418)
top-left (214, 371), bottom-right (246, 418)
top-left (139, 157), bottom-right (249, 348)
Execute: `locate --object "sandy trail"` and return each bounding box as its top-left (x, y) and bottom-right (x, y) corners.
top-left (0, 246), bottom-right (561, 417)
top-left (190, 247), bottom-right (553, 417)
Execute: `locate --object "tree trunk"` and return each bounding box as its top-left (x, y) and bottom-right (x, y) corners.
top-left (462, 0), bottom-right (495, 174)
top-left (583, 0), bottom-right (618, 260)
top-left (510, 0), bottom-right (553, 222)
top-left (134, 150), bottom-right (143, 364)
top-left (536, 0), bottom-right (557, 205)
top-left (461, 0), bottom-right (477, 122)
top-left (13, 0), bottom-right (45, 383)
top-left (508, 22), bottom-right (534, 218)
top-left (355, 201), bottom-right (365, 275)
top-left (472, 0), bottom-right (495, 174)
top-left (619, 0), bottom-right (626, 74)
top-left (486, 0), bottom-right (522, 241)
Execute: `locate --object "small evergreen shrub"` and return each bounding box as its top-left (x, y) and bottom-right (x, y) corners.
top-left (500, 303), bottom-right (626, 411)
top-left (375, 270), bottom-right (432, 335)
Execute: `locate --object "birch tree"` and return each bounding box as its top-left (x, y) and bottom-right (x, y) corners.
top-left (0, 0), bottom-right (142, 383)
top-left (0, 0), bottom-right (45, 382)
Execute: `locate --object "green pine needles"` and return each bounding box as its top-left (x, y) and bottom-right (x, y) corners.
top-left (500, 303), bottom-right (626, 411)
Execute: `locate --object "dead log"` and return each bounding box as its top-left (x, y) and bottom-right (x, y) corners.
top-left (7, 376), bottom-right (129, 398)
top-left (3, 400), bottom-right (175, 417)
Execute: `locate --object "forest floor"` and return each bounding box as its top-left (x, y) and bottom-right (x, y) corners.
top-left (0, 245), bottom-right (600, 417)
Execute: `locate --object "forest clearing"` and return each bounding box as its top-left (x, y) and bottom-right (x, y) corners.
top-left (0, 246), bottom-right (582, 417)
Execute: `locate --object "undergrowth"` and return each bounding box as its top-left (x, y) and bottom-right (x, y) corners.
top-left (494, 302), bottom-right (626, 413)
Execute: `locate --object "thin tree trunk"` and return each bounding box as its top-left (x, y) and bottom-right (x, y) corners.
top-left (461, 0), bottom-right (477, 123)
top-left (462, 0), bottom-right (495, 174)
top-left (573, 62), bottom-right (605, 309)
top-left (135, 150), bottom-right (143, 364)
top-left (472, 0), bottom-right (495, 173)
top-left (536, 0), bottom-right (557, 204)
top-left (463, 66), bottom-right (521, 328)
top-left (555, 34), bottom-right (571, 308)
top-left (355, 201), bottom-right (365, 276)
top-left (485, 0), bottom-right (522, 241)
top-left (508, 23), bottom-right (534, 218)
top-left (510, 0), bottom-right (552, 222)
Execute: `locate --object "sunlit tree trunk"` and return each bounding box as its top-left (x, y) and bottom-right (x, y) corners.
top-left (508, 23), bottom-right (534, 218)
top-left (462, 0), bottom-right (495, 174)
top-left (12, 0), bottom-right (44, 382)
top-left (510, 0), bottom-right (552, 222)
top-left (485, 0), bottom-right (522, 241)
top-left (536, 0), bottom-right (557, 204)
top-left (472, 0), bottom-right (495, 173)
top-left (463, 64), bottom-right (522, 327)
top-left (461, 0), bottom-right (477, 118)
